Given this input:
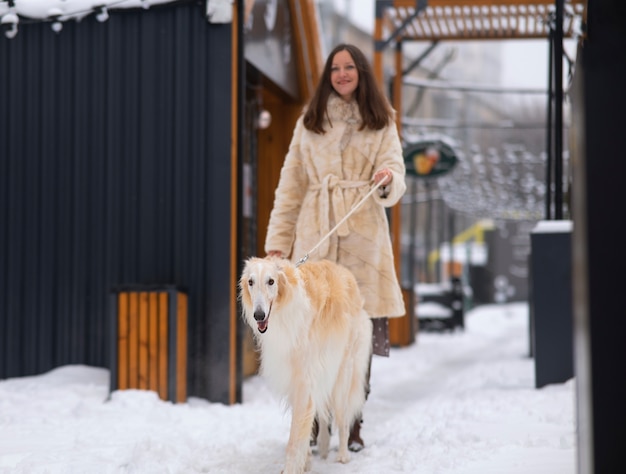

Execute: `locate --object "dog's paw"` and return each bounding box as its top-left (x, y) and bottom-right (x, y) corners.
top-left (335, 450), bottom-right (351, 464)
top-left (282, 459), bottom-right (307, 474)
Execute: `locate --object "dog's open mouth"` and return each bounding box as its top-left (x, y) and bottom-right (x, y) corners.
top-left (254, 303), bottom-right (271, 334)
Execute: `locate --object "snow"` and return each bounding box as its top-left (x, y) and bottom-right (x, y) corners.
top-left (0, 0), bottom-right (174, 22)
top-left (532, 220), bottom-right (573, 234)
top-left (0, 302), bottom-right (577, 473)
top-left (415, 301), bottom-right (453, 318)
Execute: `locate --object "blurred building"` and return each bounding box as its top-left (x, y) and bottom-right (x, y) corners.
top-left (316, 1), bottom-right (553, 305)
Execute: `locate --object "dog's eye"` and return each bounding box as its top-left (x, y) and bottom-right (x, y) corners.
top-left (248, 279), bottom-right (254, 287)
top-left (268, 278), bottom-right (274, 286)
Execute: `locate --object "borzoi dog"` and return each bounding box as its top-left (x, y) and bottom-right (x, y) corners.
top-left (239, 257), bottom-right (372, 474)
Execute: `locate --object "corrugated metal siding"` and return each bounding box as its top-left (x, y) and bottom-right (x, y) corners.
top-left (0, 2), bottom-right (236, 403)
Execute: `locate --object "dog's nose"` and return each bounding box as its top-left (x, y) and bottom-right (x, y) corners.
top-left (254, 309), bottom-right (265, 321)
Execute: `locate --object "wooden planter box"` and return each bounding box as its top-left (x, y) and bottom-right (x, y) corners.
top-left (110, 287), bottom-right (187, 403)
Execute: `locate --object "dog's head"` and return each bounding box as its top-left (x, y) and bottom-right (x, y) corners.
top-left (239, 256), bottom-right (295, 334)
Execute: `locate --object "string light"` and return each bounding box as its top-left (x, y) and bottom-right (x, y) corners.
top-left (1, 11), bottom-right (19, 39)
top-left (96, 6), bottom-right (109, 22)
top-left (45, 6), bottom-right (63, 32)
top-left (0, 0), bottom-right (159, 38)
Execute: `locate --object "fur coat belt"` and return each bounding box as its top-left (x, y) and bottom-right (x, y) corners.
top-left (308, 175), bottom-right (369, 258)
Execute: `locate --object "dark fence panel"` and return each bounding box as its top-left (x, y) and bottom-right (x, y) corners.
top-left (0, 2), bottom-right (235, 403)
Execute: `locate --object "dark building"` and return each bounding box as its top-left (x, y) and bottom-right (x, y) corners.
top-left (1, 1), bottom-right (239, 404)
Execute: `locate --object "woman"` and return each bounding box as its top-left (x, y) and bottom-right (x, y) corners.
top-left (265, 43), bottom-right (406, 451)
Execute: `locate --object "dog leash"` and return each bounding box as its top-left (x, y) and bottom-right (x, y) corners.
top-left (295, 180), bottom-right (385, 267)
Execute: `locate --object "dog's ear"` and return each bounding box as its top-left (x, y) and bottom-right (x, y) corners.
top-left (238, 261), bottom-right (253, 308)
top-left (275, 261), bottom-right (297, 306)
top-left (238, 259), bottom-right (250, 290)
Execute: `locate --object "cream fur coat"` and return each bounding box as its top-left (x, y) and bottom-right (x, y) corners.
top-left (264, 93), bottom-right (407, 318)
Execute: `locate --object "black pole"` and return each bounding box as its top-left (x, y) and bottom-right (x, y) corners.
top-left (408, 177), bottom-right (417, 303)
top-left (437, 198), bottom-right (445, 282)
top-left (545, 26), bottom-right (554, 220)
top-left (424, 180), bottom-right (432, 281)
top-left (554, 0), bottom-right (564, 219)
top-left (448, 207), bottom-right (455, 281)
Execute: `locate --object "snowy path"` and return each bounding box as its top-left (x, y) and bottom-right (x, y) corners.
top-left (0, 302), bottom-right (576, 473)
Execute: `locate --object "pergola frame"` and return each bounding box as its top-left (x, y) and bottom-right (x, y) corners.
top-left (374, 0), bottom-right (585, 46)
top-left (373, 0), bottom-right (586, 344)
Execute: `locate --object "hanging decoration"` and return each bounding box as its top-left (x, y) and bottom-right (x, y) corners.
top-left (0, 0), bottom-right (184, 38)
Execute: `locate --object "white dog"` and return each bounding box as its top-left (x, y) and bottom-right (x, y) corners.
top-left (239, 257), bottom-right (372, 474)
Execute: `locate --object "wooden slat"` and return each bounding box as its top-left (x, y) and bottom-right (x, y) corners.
top-left (158, 292), bottom-right (169, 401)
top-left (509, 5), bottom-right (518, 35)
top-left (287, 0), bottom-right (323, 101)
top-left (176, 292), bottom-right (188, 403)
top-left (128, 292), bottom-right (138, 388)
top-left (148, 291), bottom-right (159, 394)
top-left (487, 5), bottom-right (495, 37)
top-left (117, 292), bottom-right (129, 390)
top-left (468, 5), bottom-right (477, 36)
top-left (303, 0), bottom-right (324, 91)
top-left (499, 6), bottom-right (506, 34)
top-left (431, 5), bottom-right (443, 33)
top-left (389, 41), bottom-right (416, 347)
top-left (138, 292), bottom-right (149, 390)
top-left (450, 7), bottom-right (460, 33)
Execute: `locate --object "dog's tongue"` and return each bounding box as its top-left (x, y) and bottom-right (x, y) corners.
top-left (257, 320), bottom-right (268, 333)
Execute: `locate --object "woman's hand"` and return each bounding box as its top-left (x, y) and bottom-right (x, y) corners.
top-left (373, 168), bottom-right (393, 185)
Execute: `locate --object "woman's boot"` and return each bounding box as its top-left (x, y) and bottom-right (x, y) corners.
top-left (348, 418), bottom-right (364, 452)
top-left (310, 417), bottom-right (319, 446)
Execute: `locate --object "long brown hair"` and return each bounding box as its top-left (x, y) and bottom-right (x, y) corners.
top-left (303, 44), bottom-right (394, 134)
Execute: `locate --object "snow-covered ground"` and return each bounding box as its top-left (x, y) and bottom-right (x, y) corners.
top-left (0, 302), bottom-right (576, 473)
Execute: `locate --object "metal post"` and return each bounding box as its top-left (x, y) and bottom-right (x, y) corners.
top-left (545, 26), bottom-right (554, 220)
top-left (424, 180), bottom-right (433, 281)
top-left (408, 177), bottom-right (418, 335)
top-left (447, 207), bottom-right (455, 280)
top-left (554, 0), bottom-right (564, 220)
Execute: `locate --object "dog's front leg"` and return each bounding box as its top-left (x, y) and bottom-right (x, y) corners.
top-left (283, 394), bottom-right (315, 474)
